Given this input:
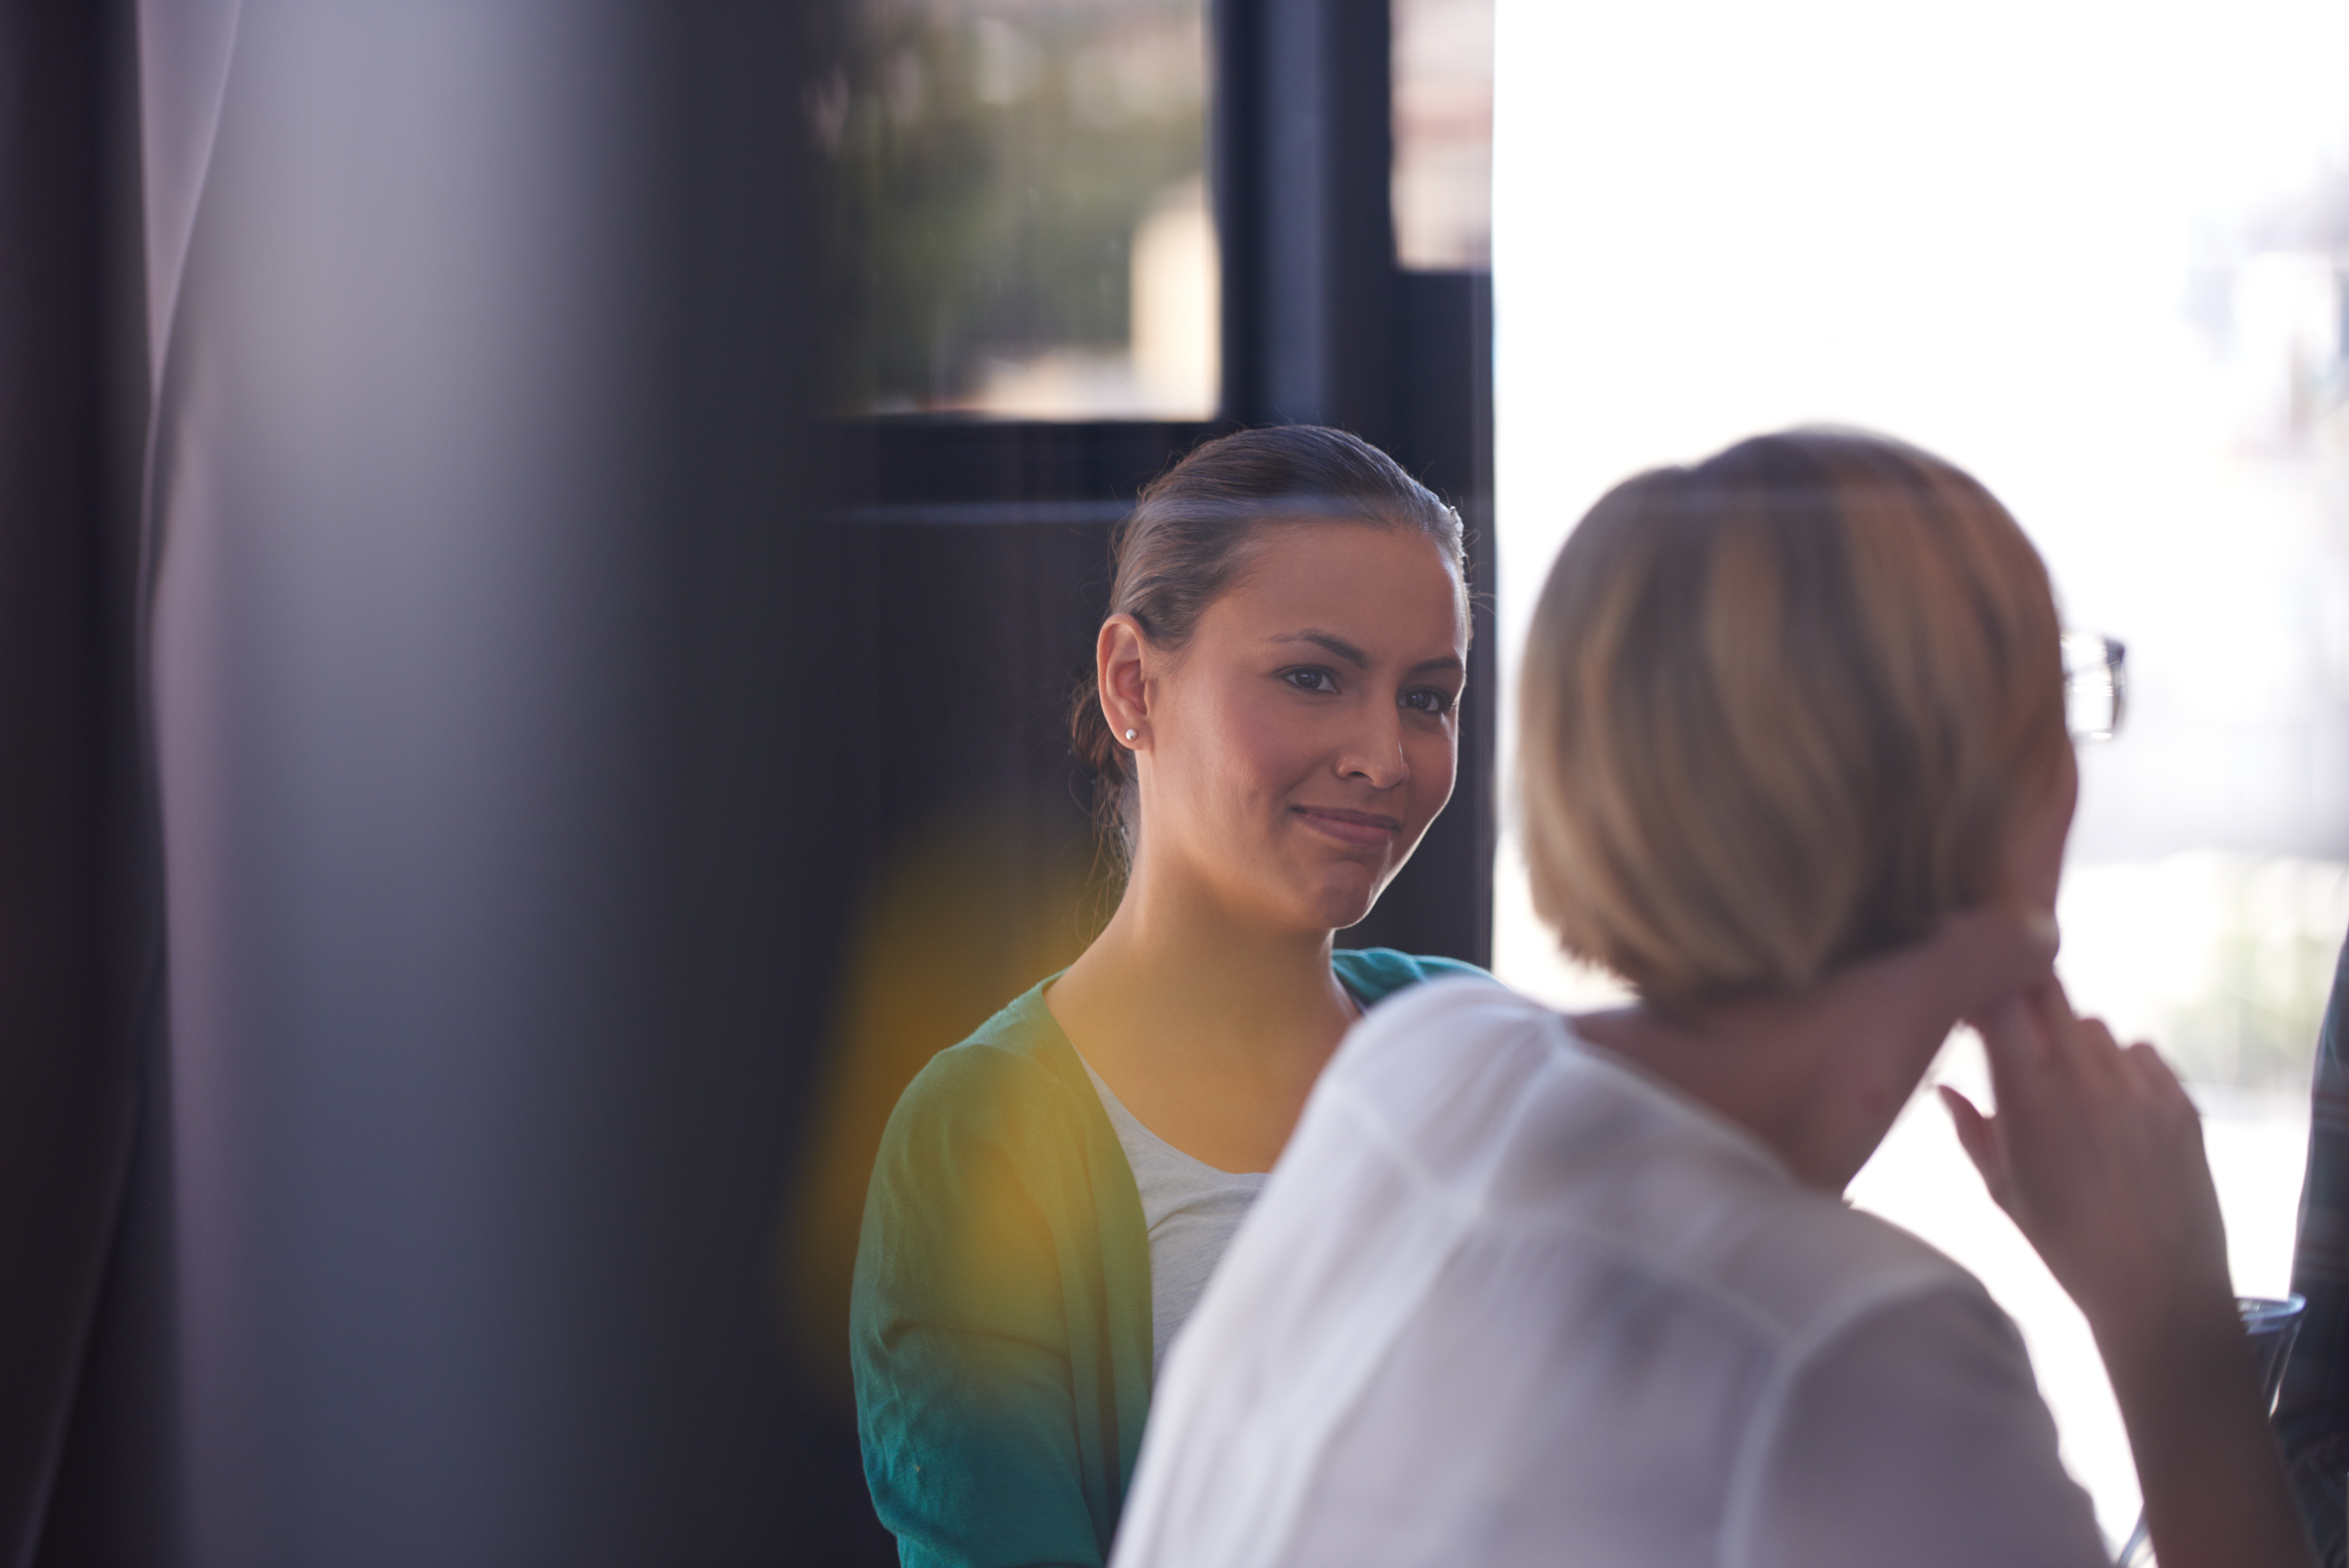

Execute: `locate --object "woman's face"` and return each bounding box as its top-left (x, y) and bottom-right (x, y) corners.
top-left (1125, 522), bottom-right (1468, 934)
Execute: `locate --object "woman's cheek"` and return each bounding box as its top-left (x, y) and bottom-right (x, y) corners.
top-left (1410, 731), bottom-right (1457, 823)
top-left (1222, 695), bottom-right (1311, 791)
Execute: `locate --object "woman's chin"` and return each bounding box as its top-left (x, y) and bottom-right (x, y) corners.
top-left (1224, 856), bottom-right (1389, 936)
top-left (1307, 873), bottom-right (1386, 934)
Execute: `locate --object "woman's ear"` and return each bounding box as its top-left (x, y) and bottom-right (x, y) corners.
top-left (2000, 751), bottom-right (2078, 917)
top-left (1098, 614), bottom-right (1149, 748)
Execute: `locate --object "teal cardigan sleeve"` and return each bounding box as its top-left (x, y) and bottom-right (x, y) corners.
top-left (851, 992), bottom-right (1154, 1568)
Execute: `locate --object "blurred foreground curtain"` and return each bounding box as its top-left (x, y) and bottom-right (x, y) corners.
top-left (5, 0), bottom-right (893, 1563)
top-left (0, 3), bottom-right (148, 1566)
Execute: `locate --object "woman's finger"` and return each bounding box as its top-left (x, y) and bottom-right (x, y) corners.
top-left (1975, 987), bottom-right (2073, 1132)
top-left (1971, 992), bottom-right (2045, 1072)
top-left (1938, 1085), bottom-right (1990, 1164)
top-left (2120, 1039), bottom-right (2197, 1118)
top-left (2014, 981), bottom-right (2134, 1099)
top-left (1938, 1085), bottom-right (2012, 1208)
top-left (2061, 1011), bottom-right (2131, 1090)
top-left (2019, 983), bottom-right (2090, 1078)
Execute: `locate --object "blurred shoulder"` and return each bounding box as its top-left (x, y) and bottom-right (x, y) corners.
top-left (1320, 972), bottom-right (1567, 1131)
top-left (1345, 963), bottom-right (1548, 1047)
top-left (877, 980), bottom-right (1082, 1154)
top-left (1333, 946), bottom-right (1501, 1005)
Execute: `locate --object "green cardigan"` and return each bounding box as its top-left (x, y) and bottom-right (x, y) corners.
top-left (850, 948), bottom-right (1486, 1568)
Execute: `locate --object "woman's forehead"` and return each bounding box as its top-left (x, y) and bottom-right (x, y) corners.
top-left (1210, 526), bottom-right (1467, 643)
top-left (1235, 521), bottom-right (1461, 593)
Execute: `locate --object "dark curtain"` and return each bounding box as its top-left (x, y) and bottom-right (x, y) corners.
top-left (6, 0), bottom-right (892, 1562)
top-left (0, 2), bottom-right (148, 1564)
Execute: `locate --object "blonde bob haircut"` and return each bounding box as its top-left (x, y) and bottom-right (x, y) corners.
top-left (1519, 429), bottom-right (2070, 1001)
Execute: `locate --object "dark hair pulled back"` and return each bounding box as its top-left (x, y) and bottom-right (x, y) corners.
top-left (1070, 424), bottom-right (1467, 872)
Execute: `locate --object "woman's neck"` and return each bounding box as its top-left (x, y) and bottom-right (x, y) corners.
top-left (1571, 909), bottom-right (2056, 1192)
top-left (1045, 860), bottom-right (1356, 1171)
top-left (1062, 869), bottom-right (1346, 1068)
top-left (1579, 978), bottom-right (1952, 1193)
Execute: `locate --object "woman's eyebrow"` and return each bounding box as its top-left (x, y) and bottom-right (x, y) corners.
top-left (1273, 629), bottom-right (1370, 668)
top-left (1273, 632), bottom-right (1465, 678)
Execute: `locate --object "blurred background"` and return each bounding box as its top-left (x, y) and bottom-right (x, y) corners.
top-left (1490, 0), bottom-right (2349, 1541)
top-left (823, 0), bottom-right (1216, 417)
top-left (6, 0), bottom-right (2344, 1559)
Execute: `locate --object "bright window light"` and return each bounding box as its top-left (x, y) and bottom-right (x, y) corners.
top-left (1495, 0), bottom-right (2349, 1543)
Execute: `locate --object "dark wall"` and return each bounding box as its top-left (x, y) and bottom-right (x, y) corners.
top-left (825, 419), bottom-right (1220, 878)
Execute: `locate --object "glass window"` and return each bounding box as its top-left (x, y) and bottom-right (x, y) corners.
top-left (1495, 0), bottom-right (2349, 1544)
top-left (1392, 0), bottom-right (1492, 271)
top-left (819, 0), bottom-right (1216, 418)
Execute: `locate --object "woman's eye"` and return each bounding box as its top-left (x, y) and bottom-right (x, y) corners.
top-left (1403, 688), bottom-right (1457, 715)
top-left (1285, 668), bottom-right (1339, 694)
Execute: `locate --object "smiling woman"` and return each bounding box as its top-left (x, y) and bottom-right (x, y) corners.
top-left (849, 426), bottom-right (1490, 1568)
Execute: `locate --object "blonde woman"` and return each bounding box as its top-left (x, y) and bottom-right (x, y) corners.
top-left (1110, 431), bottom-right (2313, 1568)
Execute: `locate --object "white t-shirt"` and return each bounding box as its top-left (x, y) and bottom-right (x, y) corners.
top-left (1081, 1057), bottom-right (1269, 1375)
top-left (1110, 978), bottom-right (2110, 1568)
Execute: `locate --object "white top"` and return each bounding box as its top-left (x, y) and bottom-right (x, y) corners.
top-left (1110, 979), bottom-right (2109, 1568)
top-left (1081, 1057), bottom-right (1269, 1375)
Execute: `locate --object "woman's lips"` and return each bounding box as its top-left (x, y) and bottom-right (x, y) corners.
top-left (1292, 806), bottom-right (1404, 847)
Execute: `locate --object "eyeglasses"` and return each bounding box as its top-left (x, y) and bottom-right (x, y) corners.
top-left (2062, 631), bottom-right (2127, 742)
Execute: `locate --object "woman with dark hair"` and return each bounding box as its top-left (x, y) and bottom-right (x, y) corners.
top-left (850, 425), bottom-right (1487, 1568)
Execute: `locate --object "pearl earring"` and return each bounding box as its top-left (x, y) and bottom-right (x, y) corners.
top-left (1124, 728), bottom-right (1137, 741)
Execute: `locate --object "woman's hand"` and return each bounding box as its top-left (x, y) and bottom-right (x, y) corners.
top-left (1938, 980), bottom-right (2230, 1350)
top-left (1941, 980), bottom-right (2313, 1568)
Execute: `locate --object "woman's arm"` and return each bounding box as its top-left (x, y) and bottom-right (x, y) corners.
top-left (1749, 1284), bottom-right (2110, 1568)
top-left (851, 1052), bottom-right (1116, 1568)
top-left (1943, 982), bottom-right (2316, 1568)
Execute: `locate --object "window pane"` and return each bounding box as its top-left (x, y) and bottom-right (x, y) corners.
top-left (1393, 0), bottom-right (1492, 271)
top-left (822, 0), bottom-right (1215, 418)
top-left (1496, 0), bottom-right (2349, 1544)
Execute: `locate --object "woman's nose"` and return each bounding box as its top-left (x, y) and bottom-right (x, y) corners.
top-left (1337, 708), bottom-right (1409, 790)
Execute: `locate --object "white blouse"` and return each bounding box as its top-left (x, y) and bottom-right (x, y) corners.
top-left (1110, 979), bottom-right (2110, 1568)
